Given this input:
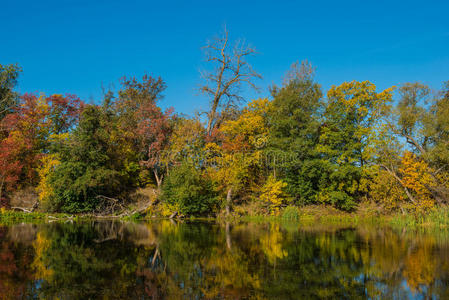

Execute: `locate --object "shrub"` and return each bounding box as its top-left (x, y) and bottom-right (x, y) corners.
top-left (281, 206), bottom-right (300, 221)
top-left (44, 105), bottom-right (133, 213)
top-left (260, 176), bottom-right (289, 215)
top-left (48, 162), bottom-right (123, 213)
top-left (161, 163), bottom-right (218, 216)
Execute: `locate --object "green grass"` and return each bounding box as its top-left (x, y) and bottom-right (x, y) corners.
top-left (0, 211), bottom-right (49, 224)
top-left (226, 204), bottom-right (449, 230)
top-left (388, 207), bottom-right (449, 229)
top-left (0, 210), bottom-right (82, 225)
top-left (2, 205), bottom-right (449, 230)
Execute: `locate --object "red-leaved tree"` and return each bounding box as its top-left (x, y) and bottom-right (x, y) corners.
top-left (117, 75), bottom-right (174, 189)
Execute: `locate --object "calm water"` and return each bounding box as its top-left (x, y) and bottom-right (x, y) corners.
top-left (0, 220), bottom-right (449, 299)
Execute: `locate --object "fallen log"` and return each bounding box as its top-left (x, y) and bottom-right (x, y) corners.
top-left (11, 207), bottom-right (33, 213)
top-left (169, 211), bottom-right (177, 219)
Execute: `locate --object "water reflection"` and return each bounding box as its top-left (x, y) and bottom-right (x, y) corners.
top-left (0, 220), bottom-right (448, 299)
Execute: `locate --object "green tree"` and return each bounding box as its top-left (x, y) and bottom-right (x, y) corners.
top-left (267, 61), bottom-right (324, 205)
top-left (394, 82), bottom-right (431, 156)
top-left (47, 105), bottom-right (127, 212)
top-left (318, 81), bottom-right (393, 210)
top-left (427, 81), bottom-right (449, 169)
top-left (0, 64), bottom-right (21, 122)
top-left (161, 162), bottom-right (218, 216)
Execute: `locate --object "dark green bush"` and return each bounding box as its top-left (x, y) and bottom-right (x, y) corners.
top-left (48, 162), bottom-right (123, 213)
top-left (161, 163), bottom-right (218, 216)
top-left (46, 105), bottom-right (131, 213)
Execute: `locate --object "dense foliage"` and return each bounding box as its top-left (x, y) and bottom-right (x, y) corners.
top-left (1, 51), bottom-right (448, 216)
top-left (161, 163), bottom-right (218, 216)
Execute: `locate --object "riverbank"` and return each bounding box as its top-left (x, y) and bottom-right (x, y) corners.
top-left (2, 204), bottom-right (449, 229)
top-left (0, 209), bottom-right (80, 224)
top-left (229, 204), bottom-right (449, 229)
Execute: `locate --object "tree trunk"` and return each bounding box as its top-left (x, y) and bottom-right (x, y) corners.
top-left (0, 177), bottom-right (4, 202)
top-left (154, 170), bottom-right (163, 191)
top-left (206, 112), bottom-right (214, 136)
top-left (226, 187), bottom-right (232, 217)
top-left (225, 221), bottom-right (232, 249)
top-left (152, 247), bottom-right (160, 267)
top-left (31, 200), bottom-right (39, 212)
top-left (381, 164), bottom-right (417, 204)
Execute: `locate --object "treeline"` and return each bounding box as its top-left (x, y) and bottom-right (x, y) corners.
top-left (1, 33), bottom-right (448, 216)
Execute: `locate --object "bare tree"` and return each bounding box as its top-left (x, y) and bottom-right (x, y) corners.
top-left (282, 60), bottom-right (315, 86)
top-left (200, 28), bottom-right (262, 136)
top-left (269, 60), bottom-right (316, 96)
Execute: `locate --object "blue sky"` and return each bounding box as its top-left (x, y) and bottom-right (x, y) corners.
top-left (1, 0), bottom-right (448, 115)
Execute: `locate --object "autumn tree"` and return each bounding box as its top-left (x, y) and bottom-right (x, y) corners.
top-left (138, 105), bottom-right (173, 190)
top-left (259, 175), bottom-right (288, 215)
top-left (116, 75), bottom-right (173, 189)
top-left (379, 82), bottom-right (449, 205)
top-left (164, 117), bottom-right (207, 168)
top-left (372, 151), bottom-right (436, 213)
top-left (0, 89), bottom-right (83, 206)
top-left (206, 98), bottom-right (271, 215)
top-left (399, 151), bottom-right (435, 213)
top-left (46, 94), bottom-right (83, 135)
top-left (0, 94), bottom-right (51, 190)
top-left (0, 138), bottom-right (22, 202)
top-left (200, 28), bottom-right (261, 136)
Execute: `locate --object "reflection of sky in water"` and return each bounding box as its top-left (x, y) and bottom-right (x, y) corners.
top-left (355, 273), bottom-right (426, 299)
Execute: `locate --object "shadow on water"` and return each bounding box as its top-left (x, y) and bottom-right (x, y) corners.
top-left (0, 220), bottom-right (449, 299)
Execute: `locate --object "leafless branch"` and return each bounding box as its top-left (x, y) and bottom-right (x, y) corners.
top-left (199, 27), bottom-right (262, 135)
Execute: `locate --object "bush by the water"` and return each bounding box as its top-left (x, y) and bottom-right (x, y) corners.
top-left (161, 163), bottom-right (219, 216)
top-left (281, 206), bottom-right (300, 221)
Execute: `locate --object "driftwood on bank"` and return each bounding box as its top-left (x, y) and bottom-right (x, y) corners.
top-left (8, 194), bottom-right (156, 219)
top-left (11, 199), bottom-right (39, 213)
top-left (91, 198), bottom-right (154, 218)
top-left (11, 207), bottom-right (34, 213)
top-left (94, 195), bottom-right (126, 216)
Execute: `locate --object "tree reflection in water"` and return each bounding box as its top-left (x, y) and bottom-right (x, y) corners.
top-left (0, 220), bottom-right (448, 299)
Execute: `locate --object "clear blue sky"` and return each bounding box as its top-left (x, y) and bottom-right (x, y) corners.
top-left (1, 0), bottom-right (448, 115)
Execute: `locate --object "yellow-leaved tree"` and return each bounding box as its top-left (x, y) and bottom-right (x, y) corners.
top-left (372, 151), bottom-right (436, 214)
top-left (206, 98), bottom-right (271, 216)
top-left (36, 133), bottom-right (70, 210)
top-left (399, 151), bottom-right (435, 213)
top-left (36, 154), bottom-right (60, 210)
top-left (260, 175), bottom-right (288, 215)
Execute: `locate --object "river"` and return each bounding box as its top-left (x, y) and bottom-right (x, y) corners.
top-left (0, 220), bottom-right (448, 299)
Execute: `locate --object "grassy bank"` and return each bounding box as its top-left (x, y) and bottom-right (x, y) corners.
top-left (388, 208), bottom-right (449, 229)
top-left (2, 204), bottom-right (449, 230)
top-left (223, 204), bottom-right (449, 230)
top-left (0, 209), bottom-right (84, 225)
